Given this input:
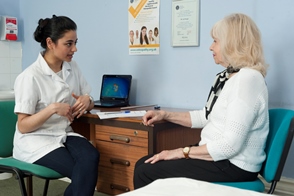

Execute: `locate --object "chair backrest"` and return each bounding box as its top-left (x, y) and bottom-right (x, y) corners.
top-left (0, 100), bottom-right (17, 157)
top-left (260, 108), bottom-right (294, 183)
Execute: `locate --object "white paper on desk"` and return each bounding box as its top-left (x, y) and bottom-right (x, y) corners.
top-left (96, 110), bottom-right (147, 119)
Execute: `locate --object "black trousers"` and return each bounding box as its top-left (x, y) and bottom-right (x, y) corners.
top-left (34, 136), bottom-right (100, 196)
top-left (133, 154), bottom-right (258, 189)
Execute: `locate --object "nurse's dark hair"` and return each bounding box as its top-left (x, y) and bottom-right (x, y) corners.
top-left (33, 15), bottom-right (77, 49)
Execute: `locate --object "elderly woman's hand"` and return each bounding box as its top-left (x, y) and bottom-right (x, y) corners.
top-left (144, 148), bottom-right (184, 164)
top-left (142, 110), bottom-right (166, 127)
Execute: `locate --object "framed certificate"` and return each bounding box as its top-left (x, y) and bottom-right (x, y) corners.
top-left (172, 0), bottom-right (200, 47)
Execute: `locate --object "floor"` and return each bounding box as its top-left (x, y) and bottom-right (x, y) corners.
top-left (0, 175), bottom-right (110, 196)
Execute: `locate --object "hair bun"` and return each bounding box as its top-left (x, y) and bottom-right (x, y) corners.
top-left (37, 19), bottom-right (44, 33)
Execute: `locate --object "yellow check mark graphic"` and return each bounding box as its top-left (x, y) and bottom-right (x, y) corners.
top-left (129, 0), bottom-right (147, 18)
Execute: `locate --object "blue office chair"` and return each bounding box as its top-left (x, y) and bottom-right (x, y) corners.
top-left (0, 100), bottom-right (64, 196)
top-left (214, 108), bottom-right (294, 194)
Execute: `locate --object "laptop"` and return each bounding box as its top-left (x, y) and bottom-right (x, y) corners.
top-left (94, 74), bottom-right (132, 108)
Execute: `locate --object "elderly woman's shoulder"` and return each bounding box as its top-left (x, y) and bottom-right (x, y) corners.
top-left (240, 68), bottom-right (262, 75)
top-left (239, 68), bottom-right (265, 81)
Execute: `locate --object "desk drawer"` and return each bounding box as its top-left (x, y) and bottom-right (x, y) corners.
top-left (96, 125), bottom-right (148, 147)
top-left (97, 166), bottom-right (134, 195)
top-left (95, 125), bottom-right (148, 195)
top-left (97, 140), bottom-right (148, 170)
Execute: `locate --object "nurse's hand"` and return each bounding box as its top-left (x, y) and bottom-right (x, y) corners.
top-left (53, 103), bottom-right (73, 122)
top-left (71, 93), bottom-right (90, 118)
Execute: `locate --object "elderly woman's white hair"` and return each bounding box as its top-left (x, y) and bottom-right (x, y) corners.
top-left (211, 13), bottom-right (268, 77)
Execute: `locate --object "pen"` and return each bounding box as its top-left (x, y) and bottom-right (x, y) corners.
top-left (104, 110), bottom-right (131, 115)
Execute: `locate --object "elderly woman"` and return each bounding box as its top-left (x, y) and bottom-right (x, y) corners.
top-left (133, 13), bottom-right (269, 189)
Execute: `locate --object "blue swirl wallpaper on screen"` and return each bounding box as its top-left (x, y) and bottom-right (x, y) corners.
top-left (101, 78), bottom-right (130, 98)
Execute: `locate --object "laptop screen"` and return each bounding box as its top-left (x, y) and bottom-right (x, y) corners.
top-left (100, 75), bottom-right (132, 101)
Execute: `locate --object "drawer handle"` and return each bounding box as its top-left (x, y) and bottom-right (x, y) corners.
top-left (109, 135), bottom-right (130, 143)
top-left (110, 183), bottom-right (130, 192)
top-left (110, 158), bottom-right (130, 166)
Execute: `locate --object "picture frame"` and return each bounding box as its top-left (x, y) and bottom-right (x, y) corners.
top-left (172, 0), bottom-right (200, 47)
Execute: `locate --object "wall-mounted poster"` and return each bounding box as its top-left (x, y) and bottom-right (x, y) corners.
top-left (172, 0), bottom-right (200, 47)
top-left (128, 0), bottom-right (160, 55)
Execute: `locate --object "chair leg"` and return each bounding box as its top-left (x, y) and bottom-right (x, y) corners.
top-left (268, 181), bottom-right (277, 194)
top-left (43, 179), bottom-right (50, 196)
top-left (14, 172), bottom-right (28, 196)
top-left (26, 176), bottom-right (33, 196)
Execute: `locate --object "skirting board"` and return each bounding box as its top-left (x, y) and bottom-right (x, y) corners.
top-left (260, 176), bottom-right (294, 195)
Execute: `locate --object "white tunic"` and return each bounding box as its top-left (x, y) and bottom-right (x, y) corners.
top-left (13, 53), bottom-right (91, 163)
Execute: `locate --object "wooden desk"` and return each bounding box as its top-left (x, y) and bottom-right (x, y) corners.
top-left (72, 106), bottom-right (201, 195)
